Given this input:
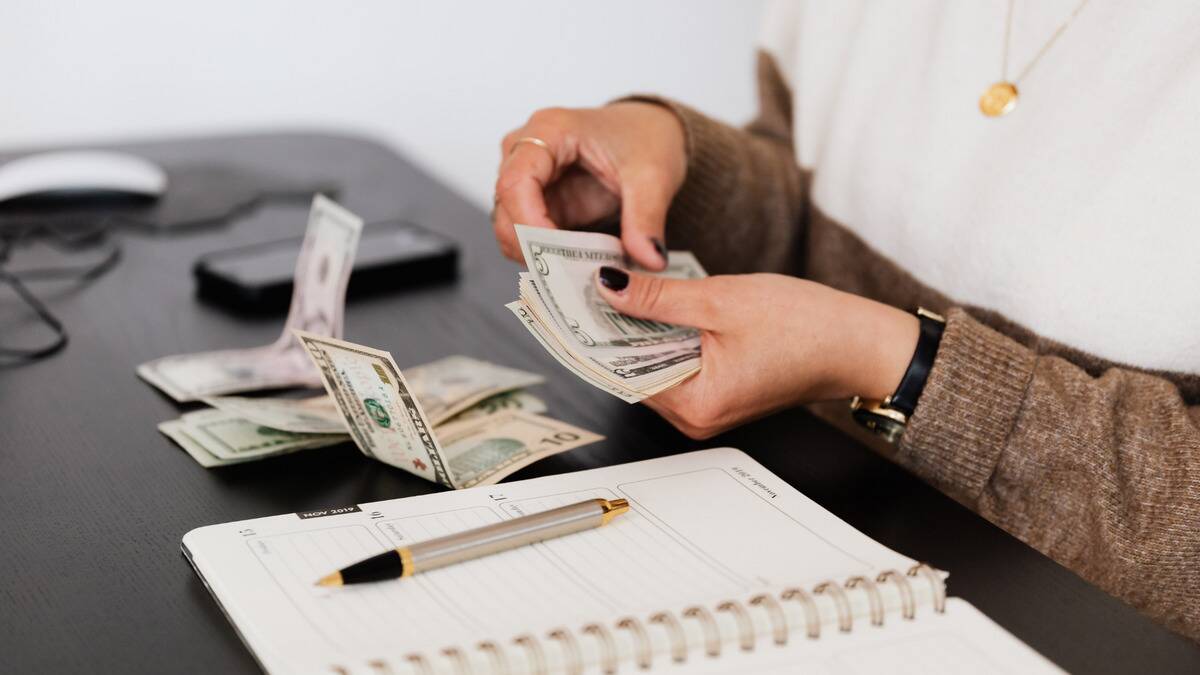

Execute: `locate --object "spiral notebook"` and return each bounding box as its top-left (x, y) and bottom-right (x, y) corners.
top-left (183, 448), bottom-right (1061, 674)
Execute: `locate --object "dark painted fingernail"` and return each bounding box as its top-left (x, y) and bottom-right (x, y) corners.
top-left (598, 266), bottom-right (630, 292)
top-left (651, 237), bottom-right (668, 262)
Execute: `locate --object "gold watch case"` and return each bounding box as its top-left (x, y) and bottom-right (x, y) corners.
top-left (849, 396), bottom-right (908, 444)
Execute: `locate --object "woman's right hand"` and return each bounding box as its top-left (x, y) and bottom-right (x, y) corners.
top-left (491, 101), bottom-right (687, 270)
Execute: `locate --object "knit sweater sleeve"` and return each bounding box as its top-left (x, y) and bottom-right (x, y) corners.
top-left (617, 51), bottom-right (805, 276)
top-left (898, 308), bottom-right (1200, 641)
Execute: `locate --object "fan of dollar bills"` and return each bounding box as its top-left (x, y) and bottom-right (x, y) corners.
top-left (506, 224), bottom-right (708, 402)
top-left (142, 196), bottom-right (601, 488)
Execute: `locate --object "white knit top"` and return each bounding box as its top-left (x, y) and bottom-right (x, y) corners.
top-left (761, 0), bottom-right (1200, 373)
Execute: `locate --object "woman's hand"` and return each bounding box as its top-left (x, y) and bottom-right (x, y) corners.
top-left (594, 267), bottom-right (921, 439)
top-left (492, 102), bottom-right (687, 270)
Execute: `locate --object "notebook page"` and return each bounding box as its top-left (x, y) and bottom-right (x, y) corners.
top-left (183, 447), bottom-right (917, 673)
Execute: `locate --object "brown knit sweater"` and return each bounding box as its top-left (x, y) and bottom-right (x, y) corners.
top-left (625, 52), bottom-right (1200, 642)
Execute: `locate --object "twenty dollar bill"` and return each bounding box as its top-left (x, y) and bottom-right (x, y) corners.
top-left (294, 330), bottom-right (451, 485)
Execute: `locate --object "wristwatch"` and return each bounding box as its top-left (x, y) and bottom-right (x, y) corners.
top-left (851, 308), bottom-right (946, 443)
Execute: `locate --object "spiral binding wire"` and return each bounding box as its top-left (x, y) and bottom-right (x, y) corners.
top-left (749, 594), bottom-right (788, 646)
top-left (846, 575), bottom-right (885, 626)
top-left (581, 624), bottom-right (618, 674)
top-left (476, 641), bottom-right (509, 675)
top-left (615, 617), bottom-right (653, 668)
top-left (877, 570), bottom-right (917, 620)
top-left (780, 585), bottom-right (822, 639)
top-left (440, 648), bottom-right (470, 675)
top-left (379, 562), bottom-right (945, 674)
top-left (716, 600), bottom-right (755, 652)
top-left (648, 612), bottom-right (686, 663)
top-left (512, 635), bottom-right (546, 675)
top-left (813, 580), bottom-right (854, 632)
top-left (404, 653), bottom-right (430, 675)
top-left (908, 562), bottom-right (946, 612)
top-left (546, 629), bottom-right (582, 675)
top-left (682, 605), bottom-right (721, 657)
top-left (366, 658), bottom-right (392, 674)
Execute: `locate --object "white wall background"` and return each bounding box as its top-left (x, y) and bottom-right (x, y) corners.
top-left (0, 1), bottom-right (764, 208)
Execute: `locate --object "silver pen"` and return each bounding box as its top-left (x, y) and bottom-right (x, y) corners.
top-left (316, 498), bottom-right (630, 586)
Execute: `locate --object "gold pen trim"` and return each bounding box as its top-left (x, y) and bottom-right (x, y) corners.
top-left (315, 570), bottom-right (344, 587)
top-left (397, 546), bottom-right (415, 577)
top-left (599, 498), bottom-right (630, 526)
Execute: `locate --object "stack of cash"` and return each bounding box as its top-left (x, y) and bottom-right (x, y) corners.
top-left (158, 355), bottom-right (548, 467)
top-left (505, 225), bottom-right (707, 402)
top-left (148, 197), bottom-right (601, 488)
top-left (159, 352), bottom-right (597, 489)
top-left (293, 334), bottom-right (602, 489)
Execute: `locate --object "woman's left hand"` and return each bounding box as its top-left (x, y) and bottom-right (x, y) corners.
top-left (593, 267), bottom-right (920, 439)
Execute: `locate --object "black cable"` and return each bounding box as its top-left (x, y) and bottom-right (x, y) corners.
top-left (0, 268), bottom-right (68, 360)
top-left (0, 213), bottom-right (133, 363)
top-left (0, 221), bottom-right (120, 282)
top-left (0, 188), bottom-right (338, 366)
top-left (0, 219), bottom-right (105, 357)
top-left (2, 236), bottom-right (66, 362)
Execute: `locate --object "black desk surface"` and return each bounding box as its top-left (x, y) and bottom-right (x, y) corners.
top-left (1, 132), bottom-right (1196, 673)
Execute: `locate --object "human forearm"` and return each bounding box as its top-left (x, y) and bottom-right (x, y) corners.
top-left (897, 308), bottom-right (1200, 641)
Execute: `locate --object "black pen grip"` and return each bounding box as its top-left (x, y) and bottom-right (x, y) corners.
top-left (340, 549), bottom-right (405, 584)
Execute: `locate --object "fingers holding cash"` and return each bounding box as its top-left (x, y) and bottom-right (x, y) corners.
top-left (506, 224), bottom-right (707, 402)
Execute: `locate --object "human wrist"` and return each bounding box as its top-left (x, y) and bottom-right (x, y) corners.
top-left (842, 298), bottom-right (921, 401)
top-left (606, 101), bottom-right (687, 179)
top-left (609, 96), bottom-right (740, 228)
top-left (608, 99), bottom-right (683, 128)
top-left (607, 98), bottom-right (686, 147)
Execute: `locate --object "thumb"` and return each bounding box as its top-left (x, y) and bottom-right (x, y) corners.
top-left (618, 180), bottom-right (671, 271)
top-left (594, 266), bottom-right (715, 330)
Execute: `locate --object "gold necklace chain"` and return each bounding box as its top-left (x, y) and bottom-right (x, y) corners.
top-left (980, 0), bottom-right (1094, 117)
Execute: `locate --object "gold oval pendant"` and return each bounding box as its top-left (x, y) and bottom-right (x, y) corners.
top-left (979, 82), bottom-right (1019, 117)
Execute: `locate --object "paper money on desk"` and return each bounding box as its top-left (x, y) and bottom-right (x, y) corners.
top-left (396, 354), bottom-right (544, 425)
top-left (294, 330), bottom-right (450, 484)
top-left (201, 387), bottom-right (548, 436)
top-left (433, 410), bottom-right (602, 488)
top-left (294, 332), bottom-right (599, 488)
top-left (137, 195), bottom-right (362, 402)
top-left (169, 361), bottom-right (548, 469)
top-left (442, 389), bottom-right (546, 422)
top-left (507, 224), bottom-right (706, 402)
top-left (158, 408), bottom-right (347, 468)
top-left (201, 394), bottom-right (346, 434)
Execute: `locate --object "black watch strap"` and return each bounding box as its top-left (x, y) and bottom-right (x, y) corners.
top-left (887, 308), bottom-right (946, 417)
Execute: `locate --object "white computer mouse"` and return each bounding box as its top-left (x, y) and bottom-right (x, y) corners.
top-left (0, 150), bottom-right (167, 203)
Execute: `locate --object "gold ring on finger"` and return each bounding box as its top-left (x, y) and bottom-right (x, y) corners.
top-left (511, 136), bottom-right (554, 161)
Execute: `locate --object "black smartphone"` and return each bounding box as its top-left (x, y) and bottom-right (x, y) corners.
top-left (194, 220), bottom-right (458, 313)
